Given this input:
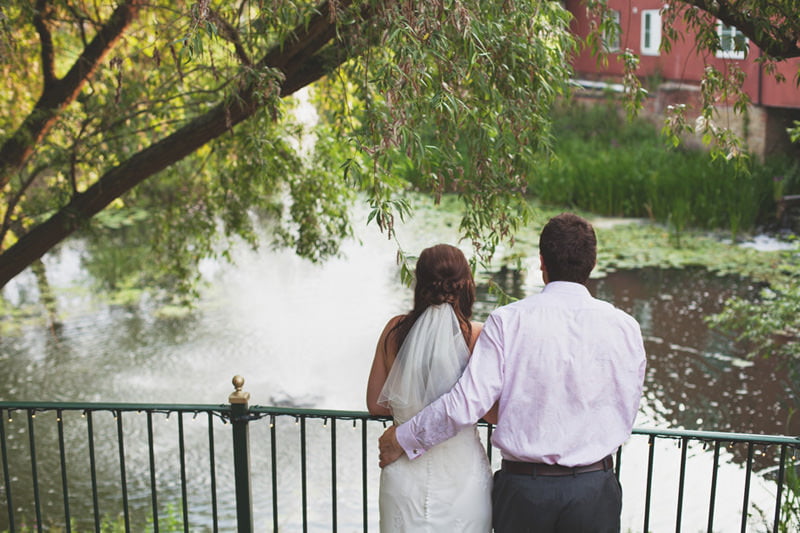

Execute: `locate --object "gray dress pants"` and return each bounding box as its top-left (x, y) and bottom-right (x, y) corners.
top-left (491, 468), bottom-right (622, 533)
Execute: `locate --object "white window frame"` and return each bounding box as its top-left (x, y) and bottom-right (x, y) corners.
top-left (716, 22), bottom-right (748, 60)
top-left (640, 9), bottom-right (661, 56)
top-left (603, 10), bottom-right (621, 53)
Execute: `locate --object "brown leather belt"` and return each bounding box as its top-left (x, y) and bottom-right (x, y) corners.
top-left (501, 456), bottom-right (613, 477)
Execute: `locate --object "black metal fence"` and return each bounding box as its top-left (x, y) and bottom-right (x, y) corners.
top-left (1, 377), bottom-right (798, 532)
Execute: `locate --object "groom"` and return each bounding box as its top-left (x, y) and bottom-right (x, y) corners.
top-left (378, 213), bottom-right (647, 532)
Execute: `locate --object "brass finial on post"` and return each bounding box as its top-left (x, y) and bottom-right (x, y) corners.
top-left (228, 374), bottom-right (254, 531)
top-left (229, 375), bottom-right (250, 405)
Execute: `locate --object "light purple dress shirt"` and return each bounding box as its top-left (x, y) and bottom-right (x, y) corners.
top-left (396, 281), bottom-right (647, 467)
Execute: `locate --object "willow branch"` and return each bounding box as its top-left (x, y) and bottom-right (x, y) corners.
top-left (0, 0), bottom-right (360, 287)
top-left (208, 8), bottom-right (252, 66)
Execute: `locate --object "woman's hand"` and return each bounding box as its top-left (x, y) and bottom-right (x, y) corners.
top-left (378, 425), bottom-right (404, 468)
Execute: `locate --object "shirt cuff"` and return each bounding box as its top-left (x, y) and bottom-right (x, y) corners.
top-left (396, 421), bottom-right (426, 460)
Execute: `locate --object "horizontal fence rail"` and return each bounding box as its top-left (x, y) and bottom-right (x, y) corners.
top-left (1, 386), bottom-right (799, 532)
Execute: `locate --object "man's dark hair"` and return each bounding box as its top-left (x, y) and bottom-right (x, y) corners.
top-left (538, 213), bottom-right (597, 284)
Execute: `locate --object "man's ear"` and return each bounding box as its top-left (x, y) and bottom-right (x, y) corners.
top-left (540, 255), bottom-right (549, 284)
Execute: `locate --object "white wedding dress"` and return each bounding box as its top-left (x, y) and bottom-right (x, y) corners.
top-left (378, 304), bottom-right (492, 532)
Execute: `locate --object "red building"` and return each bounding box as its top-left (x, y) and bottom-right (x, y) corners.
top-left (564, 0), bottom-right (800, 158)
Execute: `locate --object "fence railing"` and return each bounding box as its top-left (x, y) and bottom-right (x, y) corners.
top-left (1, 376), bottom-right (798, 533)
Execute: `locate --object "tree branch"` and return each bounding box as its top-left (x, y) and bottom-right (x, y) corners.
top-left (0, 0), bottom-right (143, 190)
top-left (681, 0), bottom-right (800, 59)
top-left (208, 8), bottom-right (252, 67)
top-left (0, 0), bottom-right (356, 287)
top-left (33, 0), bottom-right (56, 87)
top-left (0, 164), bottom-right (48, 248)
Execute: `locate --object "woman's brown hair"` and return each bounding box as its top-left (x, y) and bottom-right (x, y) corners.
top-left (387, 244), bottom-right (476, 350)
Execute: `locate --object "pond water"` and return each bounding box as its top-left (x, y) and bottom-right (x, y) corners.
top-left (1, 212), bottom-right (797, 531)
top-left (590, 267), bottom-right (797, 436)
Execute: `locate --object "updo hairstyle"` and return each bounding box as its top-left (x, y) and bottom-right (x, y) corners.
top-left (389, 244), bottom-right (476, 349)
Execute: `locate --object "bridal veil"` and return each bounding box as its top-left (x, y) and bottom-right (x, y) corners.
top-left (377, 304), bottom-right (470, 423)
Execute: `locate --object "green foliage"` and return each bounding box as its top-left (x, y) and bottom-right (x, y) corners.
top-left (588, 221), bottom-right (786, 279)
top-left (145, 503), bottom-right (185, 532)
top-left (790, 121), bottom-right (800, 144)
top-left (677, 1), bottom-right (800, 151)
top-left (706, 267), bottom-right (800, 367)
top-left (317, 0), bottom-right (577, 263)
top-left (1, 0), bottom-right (313, 298)
top-left (530, 102), bottom-right (800, 241)
top-left (1, 0), bottom-right (579, 300)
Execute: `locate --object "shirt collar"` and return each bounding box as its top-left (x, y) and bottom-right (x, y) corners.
top-left (541, 281), bottom-right (592, 298)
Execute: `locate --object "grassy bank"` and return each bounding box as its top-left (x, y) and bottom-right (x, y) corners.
top-left (530, 102), bottom-right (800, 239)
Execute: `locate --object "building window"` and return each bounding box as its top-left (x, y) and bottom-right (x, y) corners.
top-left (603, 10), bottom-right (621, 52)
top-left (716, 22), bottom-right (747, 59)
top-left (640, 9), bottom-right (661, 56)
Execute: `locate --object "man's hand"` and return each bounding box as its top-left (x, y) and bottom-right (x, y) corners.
top-left (378, 425), bottom-right (404, 468)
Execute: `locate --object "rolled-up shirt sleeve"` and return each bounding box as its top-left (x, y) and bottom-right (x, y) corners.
top-left (396, 313), bottom-right (505, 459)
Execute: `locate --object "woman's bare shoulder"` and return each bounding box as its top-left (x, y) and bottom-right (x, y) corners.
top-left (388, 314), bottom-right (406, 326)
top-left (380, 314), bottom-right (405, 336)
top-left (378, 314), bottom-right (406, 363)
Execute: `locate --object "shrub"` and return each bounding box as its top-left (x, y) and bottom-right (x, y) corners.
top-left (531, 101), bottom-right (800, 239)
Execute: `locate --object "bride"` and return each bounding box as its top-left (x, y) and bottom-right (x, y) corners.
top-left (366, 244), bottom-right (494, 532)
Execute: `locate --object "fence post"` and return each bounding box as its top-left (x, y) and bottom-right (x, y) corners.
top-left (229, 375), bottom-right (254, 533)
